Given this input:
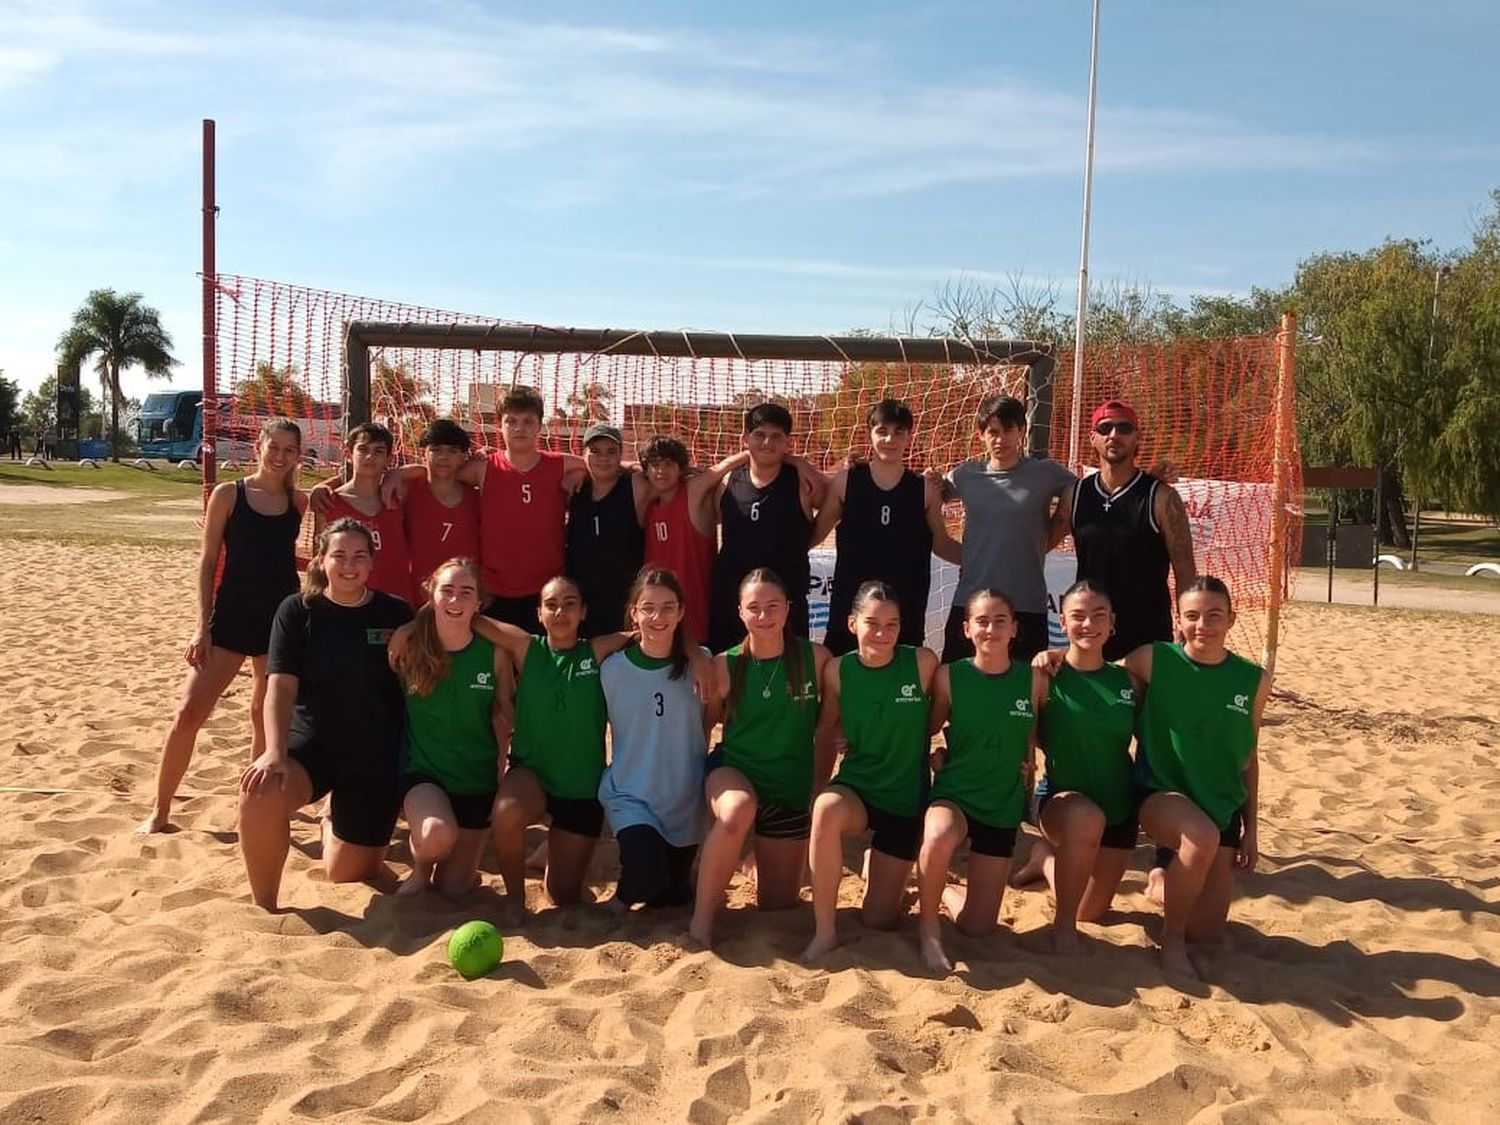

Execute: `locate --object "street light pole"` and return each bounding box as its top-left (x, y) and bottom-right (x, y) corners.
top-left (1410, 263), bottom-right (1453, 572)
top-left (1068, 0), bottom-right (1102, 472)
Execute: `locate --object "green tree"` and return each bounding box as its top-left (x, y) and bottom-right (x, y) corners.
top-left (236, 360), bottom-right (313, 416)
top-left (57, 289), bottom-right (177, 462)
top-left (0, 374), bottom-right (19, 444)
top-left (20, 374), bottom-right (95, 434)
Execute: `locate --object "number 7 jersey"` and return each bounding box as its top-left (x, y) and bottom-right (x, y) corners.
top-left (403, 475), bottom-right (481, 594)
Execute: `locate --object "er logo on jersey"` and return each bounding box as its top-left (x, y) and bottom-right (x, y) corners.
top-left (471, 671), bottom-right (494, 692)
top-left (1119, 688), bottom-right (1135, 705)
top-left (1010, 697), bottom-right (1031, 719)
top-left (1228, 693), bottom-right (1250, 715)
top-left (897, 683), bottom-right (921, 703)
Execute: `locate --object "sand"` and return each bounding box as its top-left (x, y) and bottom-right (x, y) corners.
top-left (2, 537), bottom-right (1498, 1123)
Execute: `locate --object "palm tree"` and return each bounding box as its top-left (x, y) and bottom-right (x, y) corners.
top-left (57, 289), bottom-right (177, 462)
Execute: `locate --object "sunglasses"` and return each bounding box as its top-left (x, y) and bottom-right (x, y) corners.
top-left (1094, 421), bottom-right (1136, 436)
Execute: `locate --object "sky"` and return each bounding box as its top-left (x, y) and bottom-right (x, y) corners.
top-left (1, 0), bottom-right (1496, 403)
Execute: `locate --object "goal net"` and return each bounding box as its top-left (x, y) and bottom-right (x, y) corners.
top-left (209, 274), bottom-right (1300, 656)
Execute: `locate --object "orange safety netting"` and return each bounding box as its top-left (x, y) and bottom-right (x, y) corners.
top-left (211, 275), bottom-right (1299, 655)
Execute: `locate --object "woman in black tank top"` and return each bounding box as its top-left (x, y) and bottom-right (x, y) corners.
top-left (141, 419), bottom-right (307, 833)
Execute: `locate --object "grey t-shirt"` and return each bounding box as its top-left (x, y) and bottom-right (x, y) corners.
top-left (946, 456), bottom-right (1078, 612)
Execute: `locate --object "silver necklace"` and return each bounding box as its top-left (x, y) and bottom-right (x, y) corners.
top-left (756, 654), bottom-right (784, 699)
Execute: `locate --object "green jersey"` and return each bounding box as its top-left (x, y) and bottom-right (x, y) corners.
top-left (930, 659), bottom-right (1034, 828)
top-left (1137, 642), bottom-right (1262, 829)
top-left (403, 636), bottom-right (501, 794)
top-left (1038, 661), bottom-right (1137, 827)
top-left (721, 639), bottom-right (820, 809)
top-left (831, 646), bottom-right (929, 817)
top-left (511, 635), bottom-right (607, 800)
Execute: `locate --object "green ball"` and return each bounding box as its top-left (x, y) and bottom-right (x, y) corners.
top-left (447, 920), bottom-right (504, 979)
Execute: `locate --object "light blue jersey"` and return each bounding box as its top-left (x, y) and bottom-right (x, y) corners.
top-left (598, 646), bottom-right (709, 846)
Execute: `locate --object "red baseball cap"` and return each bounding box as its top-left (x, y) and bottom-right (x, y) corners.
top-left (1090, 399), bottom-right (1139, 429)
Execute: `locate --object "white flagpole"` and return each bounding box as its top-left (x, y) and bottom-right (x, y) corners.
top-left (1069, 0), bottom-right (1102, 471)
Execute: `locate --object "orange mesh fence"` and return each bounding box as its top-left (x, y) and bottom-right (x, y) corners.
top-left (211, 275), bottom-right (1299, 653)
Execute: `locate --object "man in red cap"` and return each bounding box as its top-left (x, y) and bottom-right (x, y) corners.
top-left (1050, 399), bottom-right (1196, 660)
top-left (1013, 400), bottom-right (1199, 896)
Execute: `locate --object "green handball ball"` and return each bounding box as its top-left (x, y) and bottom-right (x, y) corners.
top-left (448, 920), bottom-right (504, 979)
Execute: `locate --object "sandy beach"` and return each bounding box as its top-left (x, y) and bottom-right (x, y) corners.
top-left (2, 531), bottom-right (1498, 1123)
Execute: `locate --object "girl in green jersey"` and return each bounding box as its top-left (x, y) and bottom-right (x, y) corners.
top-left (1127, 577), bottom-right (1269, 976)
top-left (690, 568), bottom-right (832, 949)
top-left (392, 558), bottom-right (514, 898)
top-left (801, 581), bottom-right (939, 963)
top-left (917, 588), bottom-right (1034, 974)
top-left (485, 576), bottom-right (636, 917)
top-left (1032, 581), bottom-right (1142, 954)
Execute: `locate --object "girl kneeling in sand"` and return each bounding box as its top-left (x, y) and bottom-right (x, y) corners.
top-left (238, 519), bottom-right (413, 910)
top-left (598, 568), bottom-right (712, 912)
top-left (1128, 576), bottom-right (1269, 976)
top-left (1031, 581), bottom-right (1142, 954)
top-left (144, 418), bottom-right (306, 833)
top-left (802, 581), bottom-right (939, 962)
top-left (390, 558), bottom-right (513, 898)
top-left (489, 576), bottom-right (640, 918)
top-left (690, 568), bottom-right (832, 949)
top-left (916, 588), bottom-right (1035, 973)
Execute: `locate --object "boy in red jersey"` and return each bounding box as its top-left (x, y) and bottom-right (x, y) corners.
top-left (386, 386), bottom-right (586, 631)
top-left (401, 418), bottom-right (482, 595)
top-left (639, 435), bottom-right (747, 646)
top-left (317, 423), bottom-right (417, 605)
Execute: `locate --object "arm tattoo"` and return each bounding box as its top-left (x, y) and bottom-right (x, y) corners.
top-left (1159, 486), bottom-right (1197, 586)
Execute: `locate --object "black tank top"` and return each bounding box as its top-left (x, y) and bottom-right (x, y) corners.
top-left (828, 464), bottom-right (931, 635)
top-left (216, 479), bottom-right (302, 618)
top-left (1072, 469), bottom-right (1172, 660)
top-left (711, 464), bottom-right (813, 644)
top-left (567, 474), bottom-right (643, 636)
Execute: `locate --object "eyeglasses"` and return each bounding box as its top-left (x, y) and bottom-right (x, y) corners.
top-left (1094, 421), bottom-right (1136, 436)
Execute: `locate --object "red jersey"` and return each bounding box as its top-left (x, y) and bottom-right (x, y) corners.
top-left (643, 485), bottom-right (716, 645)
top-left (478, 449), bottom-right (567, 597)
top-left (324, 493), bottom-right (417, 605)
top-left (404, 475), bottom-right (481, 594)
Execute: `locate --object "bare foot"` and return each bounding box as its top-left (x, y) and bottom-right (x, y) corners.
top-left (500, 897), bottom-right (528, 928)
top-left (1158, 940), bottom-right (1197, 978)
top-left (136, 811), bottom-right (172, 835)
top-left (686, 917), bottom-right (714, 950)
top-left (940, 884), bottom-right (968, 921)
top-left (918, 929), bottom-right (954, 974)
top-left (395, 874), bottom-right (428, 897)
top-left (1145, 866), bottom-right (1167, 906)
top-left (1010, 841), bottom-right (1051, 886)
top-left (799, 930), bottom-right (840, 963)
top-left (1050, 927), bottom-right (1084, 956)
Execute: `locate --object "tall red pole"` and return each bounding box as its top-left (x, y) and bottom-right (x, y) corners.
top-left (201, 118), bottom-right (218, 504)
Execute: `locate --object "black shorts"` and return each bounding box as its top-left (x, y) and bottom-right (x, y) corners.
top-left (1135, 788), bottom-right (1245, 851)
top-left (292, 740), bottom-right (399, 848)
top-left (706, 748), bottom-right (812, 840)
top-left (1036, 787), bottom-right (1139, 851)
top-left (208, 606), bottom-right (277, 658)
top-left (399, 773), bottom-right (496, 830)
top-left (928, 799), bottom-right (1019, 858)
top-left (833, 784), bottom-right (920, 862)
top-left (941, 604), bottom-right (1050, 664)
top-left (546, 792), bottom-right (605, 839)
top-left (486, 593), bottom-right (541, 634)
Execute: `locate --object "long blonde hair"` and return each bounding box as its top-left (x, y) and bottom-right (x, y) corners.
top-left (398, 557), bottom-right (486, 696)
top-left (301, 517), bottom-right (374, 603)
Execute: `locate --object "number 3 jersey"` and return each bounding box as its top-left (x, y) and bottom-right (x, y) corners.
top-left (597, 645), bottom-right (710, 846)
top-left (403, 475), bottom-right (481, 596)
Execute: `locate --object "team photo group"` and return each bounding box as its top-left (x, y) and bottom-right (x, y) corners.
top-left (143, 385), bottom-right (1268, 976)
